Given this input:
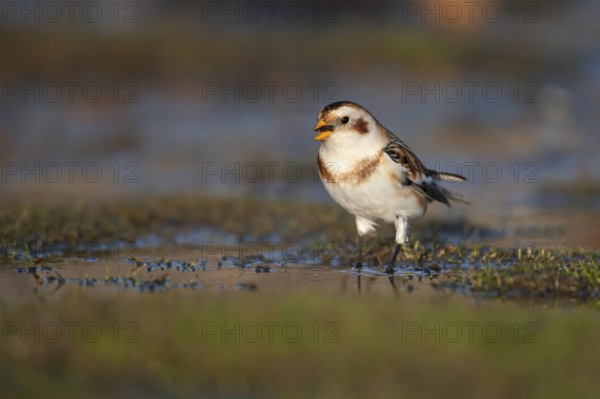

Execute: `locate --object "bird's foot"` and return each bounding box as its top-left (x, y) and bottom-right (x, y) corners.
top-left (354, 262), bottom-right (363, 271)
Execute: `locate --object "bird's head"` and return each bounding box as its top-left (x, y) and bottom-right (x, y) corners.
top-left (313, 101), bottom-right (379, 145)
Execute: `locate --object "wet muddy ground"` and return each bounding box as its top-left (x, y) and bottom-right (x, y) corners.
top-left (1, 196), bottom-right (598, 306)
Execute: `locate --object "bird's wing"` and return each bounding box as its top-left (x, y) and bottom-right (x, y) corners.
top-left (383, 132), bottom-right (467, 206)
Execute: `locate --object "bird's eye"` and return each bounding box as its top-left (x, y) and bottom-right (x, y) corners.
top-left (341, 116), bottom-right (350, 124)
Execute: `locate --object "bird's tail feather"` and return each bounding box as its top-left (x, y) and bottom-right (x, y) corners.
top-left (428, 170), bottom-right (467, 182)
top-left (440, 186), bottom-right (470, 204)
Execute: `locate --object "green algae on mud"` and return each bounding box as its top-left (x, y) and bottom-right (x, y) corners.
top-left (1, 196), bottom-right (599, 304)
top-left (0, 196), bottom-right (490, 278)
top-left (0, 197), bottom-right (350, 247)
top-left (0, 196), bottom-right (494, 251)
top-left (6, 245), bottom-right (600, 306)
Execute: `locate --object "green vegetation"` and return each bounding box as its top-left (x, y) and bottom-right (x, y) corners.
top-left (1, 289), bottom-right (600, 398)
top-left (2, 196), bottom-right (599, 303)
top-left (1, 196), bottom-right (485, 251)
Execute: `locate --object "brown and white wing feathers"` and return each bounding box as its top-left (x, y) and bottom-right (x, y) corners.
top-left (383, 130), bottom-right (468, 206)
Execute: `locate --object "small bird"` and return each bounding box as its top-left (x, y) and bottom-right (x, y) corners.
top-left (313, 101), bottom-right (468, 274)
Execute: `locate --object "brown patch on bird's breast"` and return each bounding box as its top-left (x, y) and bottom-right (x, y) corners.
top-left (318, 151), bottom-right (384, 185)
top-left (348, 150), bottom-right (383, 184)
top-left (354, 118), bottom-right (369, 134)
top-left (318, 154), bottom-right (337, 183)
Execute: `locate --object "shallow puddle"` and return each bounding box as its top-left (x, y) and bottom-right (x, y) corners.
top-left (2, 252), bottom-right (412, 304)
top-left (1, 197), bottom-right (598, 305)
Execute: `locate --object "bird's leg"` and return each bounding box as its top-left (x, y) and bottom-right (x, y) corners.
top-left (385, 245), bottom-right (400, 294)
top-left (386, 216), bottom-right (408, 275)
top-left (385, 244), bottom-right (401, 274)
top-left (355, 235), bottom-right (364, 269)
top-left (355, 235), bottom-right (364, 295)
top-left (385, 244), bottom-right (402, 274)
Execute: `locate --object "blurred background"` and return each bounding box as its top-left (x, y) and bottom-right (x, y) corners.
top-left (1, 0), bottom-right (599, 246)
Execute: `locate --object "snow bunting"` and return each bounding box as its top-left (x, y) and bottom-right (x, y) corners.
top-left (313, 101), bottom-right (468, 274)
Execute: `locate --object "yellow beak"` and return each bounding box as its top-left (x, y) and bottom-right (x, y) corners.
top-left (313, 119), bottom-right (333, 141)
